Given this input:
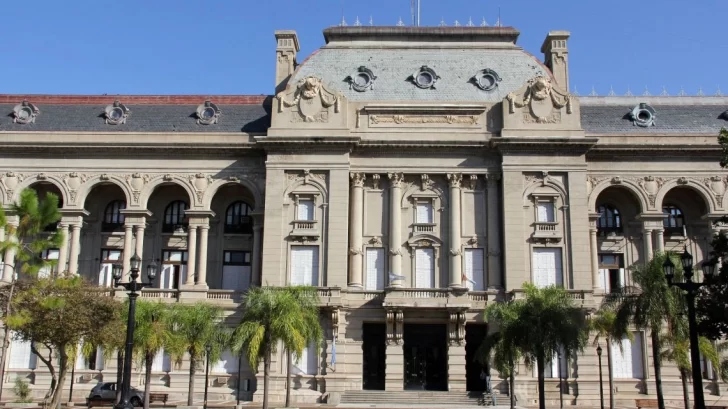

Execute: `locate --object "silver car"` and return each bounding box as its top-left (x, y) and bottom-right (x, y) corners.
top-left (88, 382), bottom-right (144, 407)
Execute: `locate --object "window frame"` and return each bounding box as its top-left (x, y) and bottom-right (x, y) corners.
top-left (102, 200), bottom-right (126, 232)
top-left (162, 200), bottom-right (189, 233)
top-left (662, 204), bottom-right (685, 235)
top-left (224, 201), bottom-right (253, 234)
top-left (293, 195), bottom-right (316, 222)
top-left (596, 204), bottom-right (622, 235)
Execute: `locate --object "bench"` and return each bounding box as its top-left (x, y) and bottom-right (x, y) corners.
top-left (706, 406), bottom-right (728, 409)
top-left (148, 393), bottom-right (169, 406)
top-left (635, 399), bottom-right (659, 409)
top-left (87, 399), bottom-right (113, 408)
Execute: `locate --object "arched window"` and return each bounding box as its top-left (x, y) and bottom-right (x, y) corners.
top-left (102, 200), bottom-right (126, 232)
top-left (163, 201), bottom-right (189, 233)
top-left (663, 204), bottom-right (685, 235)
top-left (597, 204), bottom-right (622, 235)
top-left (225, 201), bottom-right (253, 234)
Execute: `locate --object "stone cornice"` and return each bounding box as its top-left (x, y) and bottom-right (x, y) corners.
top-left (491, 137), bottom-right (598, 155)
top-left (587, 144), bottom-right (720, 160)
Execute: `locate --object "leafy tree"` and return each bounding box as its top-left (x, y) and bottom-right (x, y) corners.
top-left (589, 309), bottom-right (629, 409)
top-left (697, 231), bottom-right (728, 339)
top-left (133, 301), bottom-right (175, 409)
top-left (718, 127), bottom-right (728, 168)
top-left (479, 300), bottom-right (524, 409)
top-left (661, 331), bottom-right (719, 409)
top-left (0, 188), bottom-right (63, 277)
top-left (484, 284), bottom-right (587, 409)
top-left (230, 286), bottom-right (322, 409)
top-left (168, 302), bottom-right (226, 406)
top-left (0, 276), bottom-right (120, 409)
top-left (604, 252), bottom-right (686, 409)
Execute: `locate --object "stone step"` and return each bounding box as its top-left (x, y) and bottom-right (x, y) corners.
top-left (341, 390), bottom-right (487, 405)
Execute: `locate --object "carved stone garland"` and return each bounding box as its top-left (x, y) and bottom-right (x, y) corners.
top-left (276, 76), bottom-right (341, 123)
top-left (506, 76), bottom-right (572, 124)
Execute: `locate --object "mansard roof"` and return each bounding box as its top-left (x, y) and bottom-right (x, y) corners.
top-left (0, 95), bottom-right (271, 133)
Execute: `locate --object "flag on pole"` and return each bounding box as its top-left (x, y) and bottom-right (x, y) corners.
top-left (462, 273), bottom-right (476, 286)
top-left (389, 271), bottom-right (406, 285)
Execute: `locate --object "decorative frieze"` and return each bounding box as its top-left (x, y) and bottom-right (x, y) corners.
top-left (369, 114), bottom-right (480, 126)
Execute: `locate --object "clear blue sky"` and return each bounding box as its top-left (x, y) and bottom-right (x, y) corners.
top-left (2, 0), bottom-right (726, 96)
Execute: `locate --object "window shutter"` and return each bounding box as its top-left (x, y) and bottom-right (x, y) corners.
top-left (240, 266), bottom-right (251, 292)
top-left (95, 346), bottom-right (105, 371)
top-left (75, 343), bottom-right (87, 370)
top-left (365, 248), bottom-right (385, 290)
top-left (212, 350), bottom-right (239, 374)
top-left (291, 246), bottom-right (319, 286)
top-left (160, 265), bottom-right (174, 289)
top-left (292, 344), bottom-right (316, 375)
top-left (618, 268), bottom-right (626, 289)
top-left (179, 265), bottom-right (188, 288)
top-left (9, 334), bottom-right (34, 369)
top-left (464, 249), bottom-right (485, 291)
top-left (537, 203), bottom-right (555, 222)
top-left (151, 349), bottom-right (171, 372)
top-left (416, 202), bottom-right (433, 224)
top-left (631, 332), bottom-right (644, 378)
top-left (297, 200), bottom-right (314, 221)
top-left (99, 264), bottom-right (113, 287)
top-left (415, 248), bottom-right (434, 288)
top-left (598, 269), bottom-right (609, 292)
top-left (532, 248), bottom-right (562, 288)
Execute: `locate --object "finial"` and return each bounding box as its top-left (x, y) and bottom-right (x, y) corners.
top-left (697, 87), bottom-right (704, 96)
top-left (467, 17), bottom-right (474, 27)
top-left (440, 17), bottom-right (447, 26)
top-left (480, 17), bottom-right (488, 26)
top-left (369, 15), bottom-right (373, 26)
top-left (625, 86), bottom-right (633, 96)
top-left (354, 16), bottom-right (361, 26)
top-left (572, 87), bottom-right (580, 96)
top-left (661, 86), bottom-right (669, 96)
top-left (716, 86), bottom-right (723, 97)
top-left (642, 86), bottom-right (651, 96)
top-left (678, 86), bottom-right (687, 97)
top-left (608, 85), bottom-right (615, 96)
top-left (340, 16), bottom-right (347, 26)
top-left (589, 86), bottom-right (598, 97)
top-left (454, 20), bottom-right (461, 27)
top-left (397, 17), bottom-right (405, 26)
top-left (494, 17), bottom-right (501, 27)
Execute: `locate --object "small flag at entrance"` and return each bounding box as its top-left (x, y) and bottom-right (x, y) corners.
top-left (462, 273), bottom-right (476, 286)
top-left (388, 271), bottom-right (406, 284)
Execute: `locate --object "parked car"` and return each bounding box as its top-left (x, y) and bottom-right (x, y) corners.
top-left (88, 382), bottom-right (144, 407)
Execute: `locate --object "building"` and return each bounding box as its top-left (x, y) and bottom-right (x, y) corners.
top-left (0, 25), bottom-right (727, 406)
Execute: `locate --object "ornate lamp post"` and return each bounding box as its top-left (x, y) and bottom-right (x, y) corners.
top-left (204, 344), bottom-right (212, 409)
top-left (663, 248), bottom-right (717, 409)
top-left (597, 344), bottom-right (604, 409)
top-left (557, 351), bottom-right (564, 409)
top-left (112, 253), bottom-right (157, 409)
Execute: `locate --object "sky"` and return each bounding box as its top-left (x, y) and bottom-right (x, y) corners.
top-left (2, 0), bottom-right (727, 97)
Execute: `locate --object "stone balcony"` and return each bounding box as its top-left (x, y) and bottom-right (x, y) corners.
top-left (508, 288), bottom-right (597, 311)
top-left (532, 221), bottom-right (562, 242)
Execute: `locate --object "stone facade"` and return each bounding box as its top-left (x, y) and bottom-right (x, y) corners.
top-left (0, 25), bottom-right (727, 406)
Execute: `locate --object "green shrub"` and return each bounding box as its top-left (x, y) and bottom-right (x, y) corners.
top-left (13, 377), bottom-right (32, 403)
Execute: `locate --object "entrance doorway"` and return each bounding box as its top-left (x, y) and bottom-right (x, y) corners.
top-left (362, 323), bottom-right (386, 390)
top-left (465, 323), bottom-right (489, 392)
top-left (403, 324), bottom-right (447, 391)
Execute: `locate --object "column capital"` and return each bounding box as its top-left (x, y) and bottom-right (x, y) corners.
top-left (486, 172), bottom-right (502, 184)
top-left (350, 172), bottom-right (366, 188)
top-left (447, 173), bottom-right (463, 188)
top-left (387, 172), bottom-right (405, 188)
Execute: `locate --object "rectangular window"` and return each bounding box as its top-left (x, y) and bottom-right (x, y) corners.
top-left (532, 248), bottom-right (563, 288)
top-left (415, 248), bottom-right (435, 288)
top-left (9, 333), bottom-right (36, 369)
top-left (539, 346), bottom-right (567, 379)
top-left (365, 248), bottom-right (385, 290)
top-left (291, 343), bottom-right (318, 376)
top-left (160, 250), bottom-right (188, 290)
top-left (536, 202), bottom-right (556, 223)
top-left (99, 249), bottom-right (122, 287)
top-left (222, 251), bottom-right (251, 291)
top-left (212, 350), bottom-right (240, 374)
top-left (38, 248), bottom-right (60, 278)
top-left (416, 201), bottom-right (434, 224)
top-left (598, 254), bottom-right (625, 293)
top-left (76, 345), bottom-right (103, 371)
top-left (611, 332), bottom-right (644, 379)
top-left (151, 349), bottom-right (172, 373)
top-left (464, 249), bottom-right (485, 291)
top-left (297, 199), bottom-right (315, 221)
top-left (290, 246), bottom-right (319, 286)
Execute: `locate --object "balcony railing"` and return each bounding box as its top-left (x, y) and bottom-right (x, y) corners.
top-left (413, 223), bottom-right (436, 234)
top-left (140, 289), bottom-right (179, 300)
top-left (533, 222), bottom-right (562, 242)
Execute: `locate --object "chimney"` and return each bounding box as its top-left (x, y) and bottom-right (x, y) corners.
top-left (275, 30), bottom-right (300, 93)
top-left (541, 31), bottom-right (570, 92)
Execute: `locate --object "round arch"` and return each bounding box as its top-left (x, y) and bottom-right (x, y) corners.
top-left (14, 175), bottom-right (70, 207)
top-left (282, 178), bottom-right (328, 203)
top-left (654, 179), bottom-right (717, 214)
top-left (588, 179), bottom-right (649, 213)
top-left (400, 184), bottom-right (448, 209)
top-left (77, 175), bottom-right (133, 210)
top-left (138, 176), bottom-right (196, 210)
top-left (202, 179), bottom-right (263, 211)
top-left (522, 179), bottom-right (569, 206)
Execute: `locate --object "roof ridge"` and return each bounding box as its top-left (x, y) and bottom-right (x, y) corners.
top-left (0, 95), bottom-right (272, 105)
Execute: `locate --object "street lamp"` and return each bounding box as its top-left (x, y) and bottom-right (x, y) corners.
top-left (113, 252), bottom-right (157, 409)
top-left (662, 248), bottom-right (717, 409)
top-left (596, 344), bottom-right (604, 409)
top-left (557, 351), bottom-right (564, 409)
top-left (204, 343), bottom-right (212, 409)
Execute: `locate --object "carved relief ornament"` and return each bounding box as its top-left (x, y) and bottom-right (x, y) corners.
top-left (506, 76), bottom-right (572, 123)
top-left (350, 172), bottom-right (366, 188)
top-left (388, 172), bottom-right (405, 188)
top-left (705, 176), bottom-right (726, 204)
top-left (447, 173), bottom-right (463, 188)
top-left (276, 76), bottom-right (341, 123)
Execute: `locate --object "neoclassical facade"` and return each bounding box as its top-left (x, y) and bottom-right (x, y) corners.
top-left (0, 26), bottom-right (727, 406)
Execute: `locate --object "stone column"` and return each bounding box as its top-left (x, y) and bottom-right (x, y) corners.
top-left (348, 173), bottom-right (366, 289)
top-left (121, 223), bottom-right (134, 282)
top-left (57, 223), bottom-right (70, 275)
top-left (643, 228), bottom-right (654, 262)
top-left (388, 173), bottom-right (404, 288)
top-left (590, 228), bottom-right (600, 292)
top-left (655, 228), bottom-right (665, 253)
top-left (68, 223), bottom-right (82, 275)
top-left (448, 173), bottom-right (463, 288)
top-left (184, 225), bottom-right (198, 285)
top-left (196, 224), bottom-right (209, 287)
top-left (251, 219), bottom-right (263, 287)
top-left (134, 225), bottom-right (146, 282)
top-left (2, 217), bottom-right (18, 282)
top-left (486, 174), bottom-right (502, 289)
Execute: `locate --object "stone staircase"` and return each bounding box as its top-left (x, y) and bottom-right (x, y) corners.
top-left (340, 390), bottom-right (489, 406)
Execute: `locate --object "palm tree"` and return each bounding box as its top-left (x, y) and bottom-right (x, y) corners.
top-left (719, 342), bottom-right (728, 383)
top-left (169, 302), bottom-right (225, 406)
top-left (589, 309), bottom-right (629, 409)
top-left (282, 286), bottom-right (322, 408)
top-left (80, 301), bottom-right (126, 403)
top-left (504, 283), bottom-right (588, 409)
top-left (478, 299), bottom-right (524, 409)
top-left (132, 301), bottom-right (175, 409)
top-left (661, 326), bottom-right (719, 409)
top-left (230, 286), bottom-right (322, 409)
top-left (604, 252), bottom-right (686, 409)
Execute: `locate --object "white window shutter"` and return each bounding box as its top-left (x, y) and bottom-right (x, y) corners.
top-left (75, 343), bottom-right (86, 369)
top-left (99, 264), bottom-right (113, 287)
top-left (240, 266), bottom-right (252, 292)
top-left (631, 332), bottom-right (644, 378)
top-left (415, 248), bottom-right (434, 288)
top-left (532, 248), bottom-right (562, 288)
top-left (464, 249), bottom-right (485, 291)
top-left (291, 246), bottom-right (319, 286)
top-left (160, 265), bottom-right (173, 289)
top-left (95, 346), bottom-right (105, 371)
top-left (213, 350), bottom-right (238, 374)
top-left (537, 203), bottom-right (555, 222)
top-left (179, 265), bottom-right (188, 288)
top-left (152, 349), bottom-right (171, 372)
top-left (222, 266), bottom-right (246, 291)
top-left (9, 334), bottom-right (34, 369)
top-left (292, 345), bottom-right (309, 375)
top-left (365, 248), bottom-right (385, 290)
top-left (297, 200), bottom-right (314, 221)
top-left (416, 202), bottom-right (433, 224)
top-left (598, 269), bottom-right (609, 292)
top-left (618, 268), bottom-right (626, 289)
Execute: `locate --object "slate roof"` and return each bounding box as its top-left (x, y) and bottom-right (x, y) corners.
top-left (579, 96), bottom-right (728, 134)
top-left (0, 96), bottom-right (272, 133)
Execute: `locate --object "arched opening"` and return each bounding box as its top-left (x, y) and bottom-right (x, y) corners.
top-left (661, 186), bottom-right (710, 260)
top-left (147, 184), bottom-right (193, 290)
top-left (163, 200), bottom-right (189, 233)
top-left (210, 183), bottom-right (257, 291)
top-left (81, 183), bottom-right (128, 285)
top-left (28, 182), bottom-right (64, 232)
